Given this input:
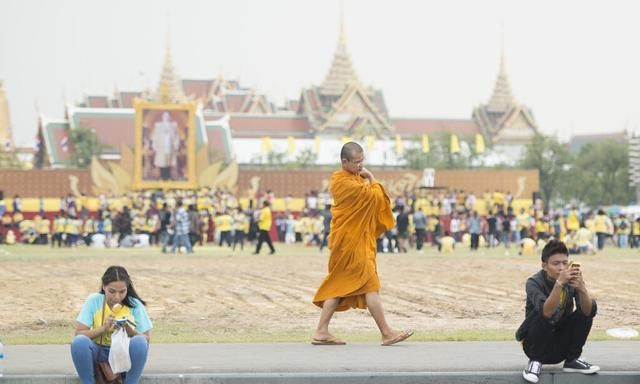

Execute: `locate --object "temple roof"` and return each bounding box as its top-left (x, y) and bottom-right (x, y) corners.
top-left (152, 38), bottom-right (186, 103)
top-left (319, 12), bottom-right (360, 96)
top-left (486, 53), bottom-right (516, 113)
top-left (472, 48), bottom-right (538, 146)
top-left (182, 77), bottom-right (275, 114)
top-left (205, 113), bottom-right (312, 139)
top-left (182, 79), bottom-right (213, 101)
top-left (86, 95), bottom-right (109, 108)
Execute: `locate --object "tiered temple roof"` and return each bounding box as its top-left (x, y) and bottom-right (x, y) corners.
top-left (297, 15), bottom-right (394, 138)
top-left (472, 51), bottom-right (538, 145)
top-left (319, 13), bottom-right (360, 97)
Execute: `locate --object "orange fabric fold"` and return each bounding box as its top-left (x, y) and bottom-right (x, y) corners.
top-left (312, 170), bottom-right (394, 311)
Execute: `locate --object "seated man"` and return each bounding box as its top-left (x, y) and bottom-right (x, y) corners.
top-left (519, 237), bottom-right (537, 256)
top-left (5, 229), bottom-right (16, 244)
top-left (516, 240), bottom-right (599, 383)
top-left (564, 230), bottom-right (579, 254)
top-left (438, 231), bottom-right (455, 254)
top-left (575, 225), bottom-right (595, 255)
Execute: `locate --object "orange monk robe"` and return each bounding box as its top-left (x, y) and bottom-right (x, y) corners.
top-left (313, 170), bottom-right (395, 311)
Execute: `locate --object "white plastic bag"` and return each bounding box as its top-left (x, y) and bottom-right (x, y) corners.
top-left (108, 327), bottom-right (131, 373)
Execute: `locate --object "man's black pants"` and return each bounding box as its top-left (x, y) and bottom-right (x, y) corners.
top-left (523, 310), bottom-right (593, 364)
top-left (415, 228), bottom-right (426, 250)
top-left (255, 229), bottom-right (275, 254)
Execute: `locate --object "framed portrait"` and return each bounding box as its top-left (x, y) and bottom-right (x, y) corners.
top-left (133, 100), bottom-right (198, 190)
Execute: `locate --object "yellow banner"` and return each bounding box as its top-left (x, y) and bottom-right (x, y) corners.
top-left (395, 135), bottom-right (404, 155)
top-left (366, 135), bottom-right (376, 152)
top-left (422, 134), bottom-right (430, 153)
top-left (261, 136), bottom-right (273, 153)
top-left (287, 136), bottom-right (296, 155)
top-left (475, 134), bottom-right (485, 154)
top-left (450, 134), bottom-right (460, 154)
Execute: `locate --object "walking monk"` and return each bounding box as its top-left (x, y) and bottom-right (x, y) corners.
top-left (312, 142), bottom-right (413, 346)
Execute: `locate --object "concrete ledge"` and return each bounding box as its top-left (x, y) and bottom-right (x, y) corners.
top-left (3, 372), bottom-right (640, 384)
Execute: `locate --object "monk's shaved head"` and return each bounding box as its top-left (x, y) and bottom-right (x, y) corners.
top-left (340, 142), bottom-right (363, 161)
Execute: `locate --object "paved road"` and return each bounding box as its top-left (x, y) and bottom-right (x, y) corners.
top-left (3, 341), bottom-right (638, 375)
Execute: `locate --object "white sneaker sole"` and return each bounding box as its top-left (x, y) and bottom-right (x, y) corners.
top-left (522, 370), bottom-right (539, 383)
top-left (563, 366), bottom-right (600, 374)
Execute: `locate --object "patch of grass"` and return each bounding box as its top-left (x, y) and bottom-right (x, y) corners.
top-left (4, 322), bottom-right (635, 345)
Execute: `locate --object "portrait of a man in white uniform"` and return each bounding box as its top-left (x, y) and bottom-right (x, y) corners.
top-left (151, 111), bottom-right (180, 180)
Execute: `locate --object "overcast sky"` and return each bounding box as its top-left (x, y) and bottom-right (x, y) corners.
top-left (2, 0), bottom-right (640, 146)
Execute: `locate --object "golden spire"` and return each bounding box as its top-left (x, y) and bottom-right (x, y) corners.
top-left (338, 1), bottom-right (345, 45)
top-left (156, 28), bottom-right (185, 103)
top-left (486, 37), bottom-right (516, 113)
top-left (0, 80), bottom-right (13, 149)
top-left (320, 3), bottom-right (360, 96)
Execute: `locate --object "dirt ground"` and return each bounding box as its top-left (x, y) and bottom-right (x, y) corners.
top-left (0, 244), bottom-right (638, 343)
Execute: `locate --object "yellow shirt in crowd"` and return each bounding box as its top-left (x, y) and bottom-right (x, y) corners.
top-left (258, 207), bottom-right (272, 231)
top-left (217, 214), bottom-right (233, 231)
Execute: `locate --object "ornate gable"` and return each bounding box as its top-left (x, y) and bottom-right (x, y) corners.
top-left (317, 83), bottom-right (393, 137)
top-left (492, 106), bottom-right (538, 144)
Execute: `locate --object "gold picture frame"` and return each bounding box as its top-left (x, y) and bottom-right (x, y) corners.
top-left (133, 100), bottom-right (198, 190)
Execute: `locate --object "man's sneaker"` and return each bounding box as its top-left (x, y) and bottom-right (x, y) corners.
top-left (563, 358), bottom-right (600, 374)
top-left (522, 360), bottom-right (542, 383)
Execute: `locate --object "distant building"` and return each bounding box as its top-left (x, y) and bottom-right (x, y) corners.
top-left (568, 131), bottom-right (628, 153)
top-left (472, 54), bottom-right (539, 160)
top-left (36, 18), bottom-right (538, 168)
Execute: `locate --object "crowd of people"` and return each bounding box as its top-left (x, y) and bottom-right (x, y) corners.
top-left (380, 204), bottom-right (637, 255)
top-left (0, 188), bottom-right (637, 257)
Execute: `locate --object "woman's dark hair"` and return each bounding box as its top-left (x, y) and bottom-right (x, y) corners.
top-left (541, 239), bottom-right (568, 263)
top-left (100, 265), bottom-right (146, 307)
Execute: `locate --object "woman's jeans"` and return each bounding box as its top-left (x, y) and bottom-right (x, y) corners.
top-left (70, 334), bottom-right (149, 384)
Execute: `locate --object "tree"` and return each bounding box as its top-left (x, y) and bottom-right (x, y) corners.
top-left (519, 133), bottom-right (572, 208)
top-left (563, 140), bottom-right (634, 206)
top-left (292, 148), bottom-right (318, 169)
top-left (68, 126), bottom-right (107, 168)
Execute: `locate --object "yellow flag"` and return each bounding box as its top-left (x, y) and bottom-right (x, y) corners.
top-left (475, 134), bottom-right (485, 154)
top-left (341, 136), bottom-right (354, 144)
top-left (261, 136), bottom-right (273, 153)
top-left (366, 136), bottom-right (375, 152)
top-left (422, 134), bottom-right (430, 153)
top-left (395, 135), bottom-right (404, 155)
top-left (314, 136), bottom-right (321, 153)
top-left (287, 136), bottom-right (296, 155)
top-left (450, 134), bottom-right (460, 154)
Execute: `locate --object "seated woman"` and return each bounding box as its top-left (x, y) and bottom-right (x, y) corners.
top-left (71, 265), bottom-right (152, 384)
